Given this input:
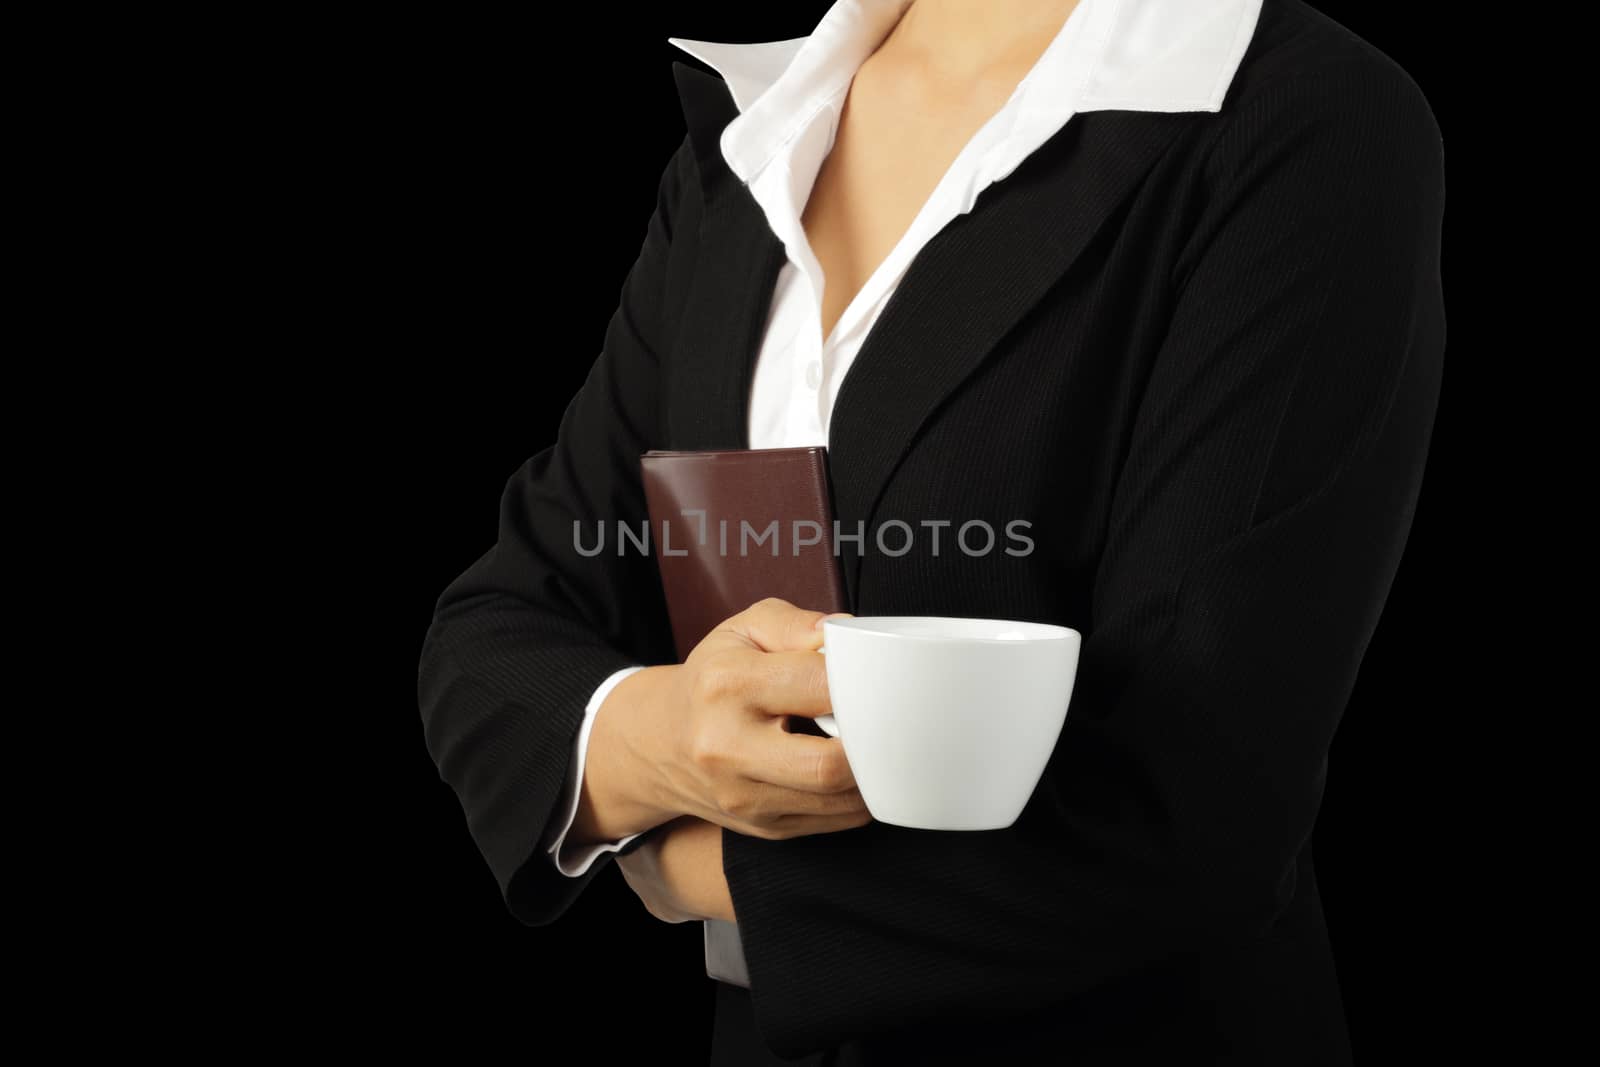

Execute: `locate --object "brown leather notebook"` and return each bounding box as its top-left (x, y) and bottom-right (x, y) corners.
top-left (640, 446), bottom-right (849, 658)
top-left (639, 446), bottom-right (850, 989)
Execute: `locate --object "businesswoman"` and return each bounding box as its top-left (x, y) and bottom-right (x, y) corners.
top-left (417, 0), bottom-right (1444, 1062)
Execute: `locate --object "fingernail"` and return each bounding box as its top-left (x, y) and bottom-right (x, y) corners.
top-left (814, 612), bottom-right (853, 630)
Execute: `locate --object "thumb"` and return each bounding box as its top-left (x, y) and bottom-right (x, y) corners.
top-left (723, 598), bottom-right (849, 653)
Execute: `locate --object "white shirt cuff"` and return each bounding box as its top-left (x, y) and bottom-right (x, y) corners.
top-left (543, 665), bottom-right (648, 877)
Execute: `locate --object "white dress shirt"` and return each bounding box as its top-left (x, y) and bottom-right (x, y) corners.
top-left (541, 0), bottom-right (1262, 913)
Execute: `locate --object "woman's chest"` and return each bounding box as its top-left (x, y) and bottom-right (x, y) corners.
top-left (667, 225), bottom-right (1174, 622)
top-left (658, 106), bottom-right (1207, 608)
top-left (801, 106), bottom-right (984, 341)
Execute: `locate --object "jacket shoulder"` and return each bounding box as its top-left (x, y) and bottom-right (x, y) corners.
top-left (1222, 0), bottom-right (1442, 146)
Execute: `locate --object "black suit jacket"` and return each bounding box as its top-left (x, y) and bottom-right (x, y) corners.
top-left (416, 2), bottom-right (1446, 1062)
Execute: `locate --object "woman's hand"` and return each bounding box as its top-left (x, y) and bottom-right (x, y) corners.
top-left (617, 816), bottom-right (734, 924)
top-left (569, 597), bottom-right (871, 846)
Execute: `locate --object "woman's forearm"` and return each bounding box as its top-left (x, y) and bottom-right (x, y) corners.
top-left (618, 816), bottom-right (737, 924)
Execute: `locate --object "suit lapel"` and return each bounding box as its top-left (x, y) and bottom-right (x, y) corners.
top-left (664, 197), bottom-right (786, 451)
top-left (669, 63), bottom-right (1195, 597)
top-left (826, 110), bottom-right (1193, 598)
top-left (664, 63), bottom-right (784, 451)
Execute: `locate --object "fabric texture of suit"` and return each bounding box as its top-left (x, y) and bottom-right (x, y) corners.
top-left (415, 1), bottom-right (1446, 1061)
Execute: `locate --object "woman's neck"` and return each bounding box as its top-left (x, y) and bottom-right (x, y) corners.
top-left (884, 0), bottom-right (1083, 81)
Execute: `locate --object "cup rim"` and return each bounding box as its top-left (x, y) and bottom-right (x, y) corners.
top-left (822, 615), bottom-right (1081, 645)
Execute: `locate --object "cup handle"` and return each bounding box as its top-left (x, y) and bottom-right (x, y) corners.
top-left (814, 644), bottom-right (839, 737)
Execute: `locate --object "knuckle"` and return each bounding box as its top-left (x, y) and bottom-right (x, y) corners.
top-left (837, 806), bottom-right (871, 829)
top-left (810, 664), bottom-right (833, 703)
top-left (688, 732), bottom-right (725, 772)
top-left (715, 785), bottom-right (756, 821)
top-left (692, 660), bottom-right (742, 704)
top-left (816, 747), bottom-right (851, 789)
top-left (689, 666), bottom-right (724, 704)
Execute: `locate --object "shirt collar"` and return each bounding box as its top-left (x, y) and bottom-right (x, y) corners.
top-left (669, 0), bottom-right (1262, 183)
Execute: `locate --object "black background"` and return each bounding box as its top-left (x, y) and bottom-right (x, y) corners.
top-left (294, 3), bottom-right (1481, 1060)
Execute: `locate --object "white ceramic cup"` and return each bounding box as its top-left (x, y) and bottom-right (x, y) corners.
top-left (814, 616), bottom-right (1081, 831)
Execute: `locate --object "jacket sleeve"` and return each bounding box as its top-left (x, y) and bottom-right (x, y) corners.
top-left (721, 60), bottom-right (1447, 1056)
top-left (416, 137), bottom-right (694, 925)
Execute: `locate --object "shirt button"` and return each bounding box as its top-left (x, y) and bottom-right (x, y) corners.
top-left (804, 361), bottom-right (822, 390)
